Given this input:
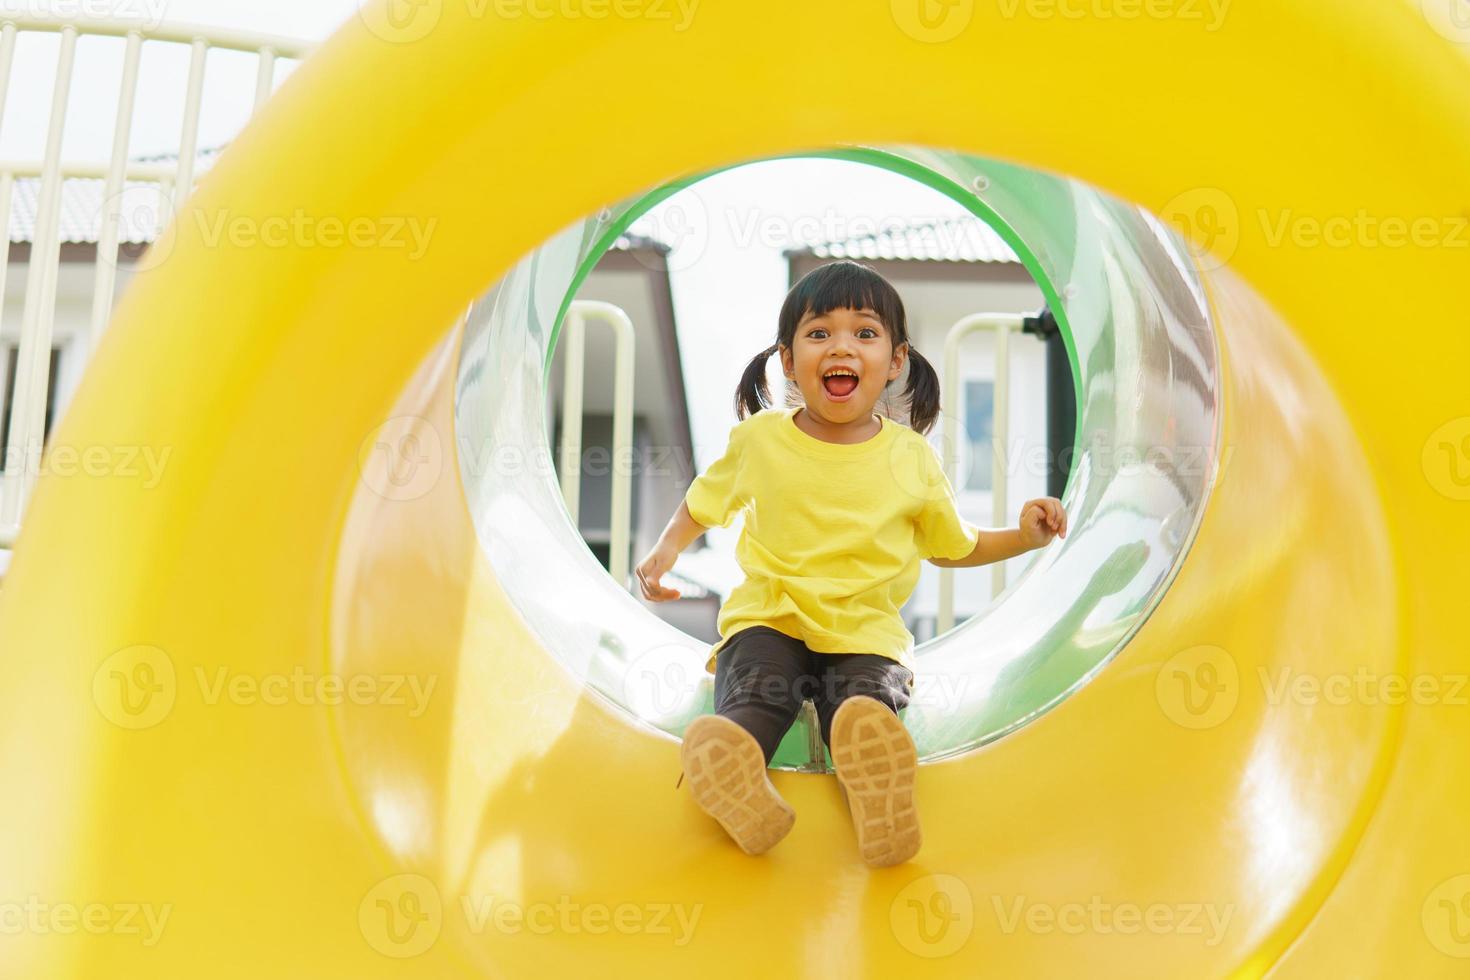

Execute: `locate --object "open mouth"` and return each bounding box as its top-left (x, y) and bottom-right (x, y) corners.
top-left (822, 370), bottom-right (859, 400)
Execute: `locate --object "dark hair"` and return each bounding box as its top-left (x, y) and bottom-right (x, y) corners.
top-left (734, 259), bottom-right (943, 435)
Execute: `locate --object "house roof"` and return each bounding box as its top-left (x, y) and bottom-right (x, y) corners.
top-left (9, 177), bottom-right (165, 246)
top-left (6, 147), bottom-right (220, 246)
top-left (785, 215), bottom-right (1020, 264)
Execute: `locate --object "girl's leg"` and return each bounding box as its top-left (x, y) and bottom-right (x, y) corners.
top-left (711, 626), bottom-right (813, 764)
top-left (811, 653), bottom-right (913, 751)
top-left (814, 655), bottom-right (921, 868)
top-left (681, 627), bottom-right (812, 856)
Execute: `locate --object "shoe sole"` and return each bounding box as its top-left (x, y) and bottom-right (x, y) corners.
top-left (831, 696), bottom-right (921, 867)
top-left (680, 715), bottom-right (795, 856)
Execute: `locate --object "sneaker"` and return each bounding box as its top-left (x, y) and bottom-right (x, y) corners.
top-left (830, 695), bottom-right (921, 867)
top-left (680, 715), bottom-right (796, 856)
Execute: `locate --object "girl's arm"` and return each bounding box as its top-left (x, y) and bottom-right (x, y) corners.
top-left (658, 501), bottom-right (710, 556)
top-left (638, 420), bottom-right (746, 601)
top-left (634, 502), bottom-right (709, 601)
top-left (928, 497), bottom-right (1067, 568)
top-left (927, 527), bottom-right (1032, 568)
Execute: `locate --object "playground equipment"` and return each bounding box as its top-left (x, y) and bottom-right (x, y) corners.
top-left (0, 18), bottom-right (310, 546)
top-left (1, 1), bottom-right (1468, 976)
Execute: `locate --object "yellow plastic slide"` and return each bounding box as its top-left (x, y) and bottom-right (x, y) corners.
top-left (1, 1), bottom-right (1468, 975)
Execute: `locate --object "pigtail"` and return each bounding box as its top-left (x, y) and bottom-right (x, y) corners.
top-left (902, 346), bottom-right (943, 437)
top-left (734, 342), bottom-right (781, 421)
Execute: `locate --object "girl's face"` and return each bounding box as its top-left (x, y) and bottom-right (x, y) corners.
top-left (779, 306), bottom-right (907, 424)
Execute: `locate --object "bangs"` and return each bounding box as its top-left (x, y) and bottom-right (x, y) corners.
top-left (781, 261), bottom-right (906, 338)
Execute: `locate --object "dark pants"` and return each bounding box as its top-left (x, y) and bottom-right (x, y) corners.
top-left (713, 625), bottom-right (914, 765)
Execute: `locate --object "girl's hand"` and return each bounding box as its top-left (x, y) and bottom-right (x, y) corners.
top-left (1019, 497), bottom-right (1068, 549)
top-left (634, 545), bottom-right (683, 602)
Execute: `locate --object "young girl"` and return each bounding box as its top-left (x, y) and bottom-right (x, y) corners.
top-left (635, 260), bottom-right (1067, 867)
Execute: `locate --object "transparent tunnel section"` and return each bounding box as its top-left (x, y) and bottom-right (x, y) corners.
top-left (454, 145), bottom-right (1221, 769)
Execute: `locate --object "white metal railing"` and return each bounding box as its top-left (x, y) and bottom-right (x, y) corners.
top-left (0, 17), bottom-right (312, 551)
top-left (556, 300), bottom-right (636, 588)
top-left (938, 313), bottom-right (1027, 634)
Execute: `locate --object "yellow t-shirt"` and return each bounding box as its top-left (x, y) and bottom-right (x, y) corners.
top-left (684, 405), bottom-right (982, 675)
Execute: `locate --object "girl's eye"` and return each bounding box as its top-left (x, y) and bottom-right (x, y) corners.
top-left (807, 328), bottom-right (879, 339)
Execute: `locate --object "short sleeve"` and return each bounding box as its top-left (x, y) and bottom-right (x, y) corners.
top-left (684, 421), bottom-right (746, 529)
top-left (912, 441), bottom-right (982, 561)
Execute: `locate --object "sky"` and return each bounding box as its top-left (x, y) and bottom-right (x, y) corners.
top-left (0, 0), bottom-right (358, 160)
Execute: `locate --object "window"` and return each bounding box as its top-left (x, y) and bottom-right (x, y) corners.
top-left (962, 379), bottom-right (995, 492)
top-left (0, 345), bottom-right (62, 474)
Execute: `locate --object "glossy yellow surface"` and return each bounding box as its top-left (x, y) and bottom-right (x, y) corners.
top-left (2, 1), bottom-right (1468, 975)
